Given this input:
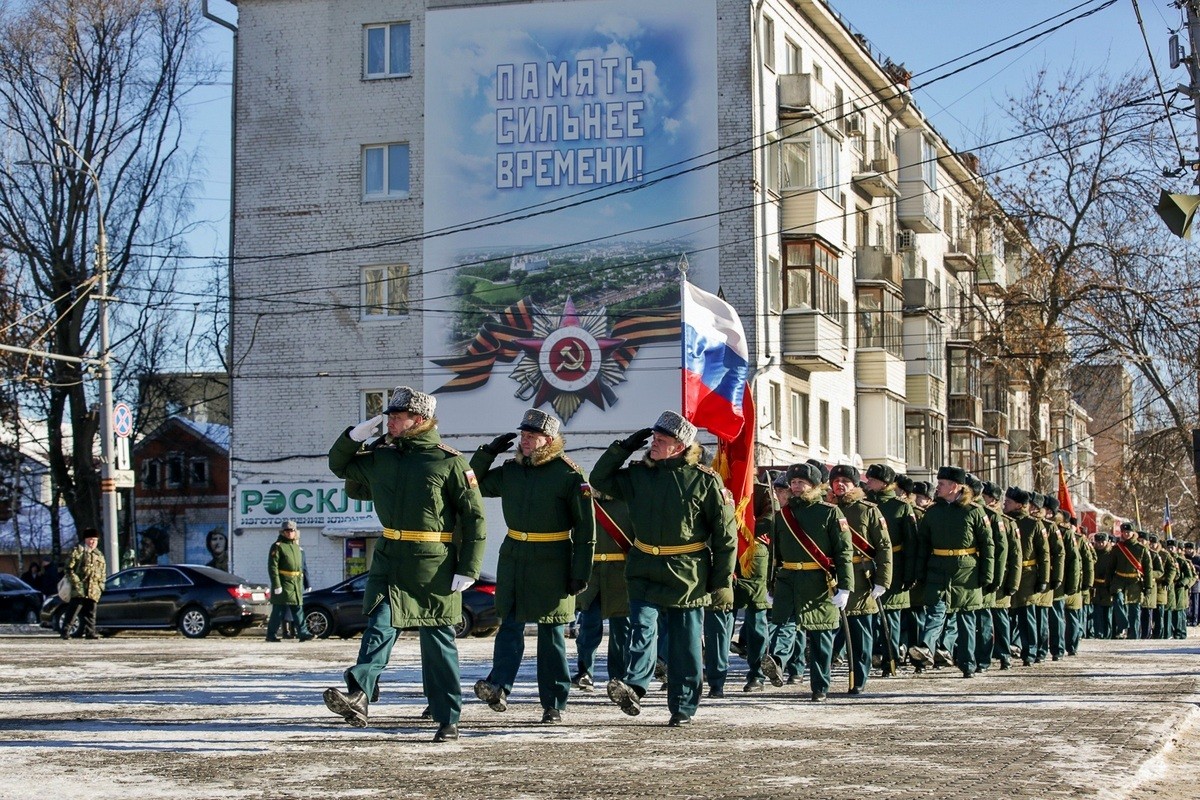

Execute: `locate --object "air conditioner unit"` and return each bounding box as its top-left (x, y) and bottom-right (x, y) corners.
top-left (844, 114), bottom-right (863, 137)
top-left (897, 229), bottom-right (917, 251)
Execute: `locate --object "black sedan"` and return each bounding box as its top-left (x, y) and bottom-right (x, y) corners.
top-left (303, 572), bottom-right (498, 640)
top-left (0, 573), bottom-right (44, 624)
top-left (40, 564), bottom-right (271, 638)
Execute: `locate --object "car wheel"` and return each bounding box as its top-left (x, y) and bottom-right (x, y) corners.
top-left (56, 610), bottom-right (81, 637)
top-left (216, 624), bottom-right (244, 637)
top-left (177, 606), bottom-right (211, 638)
top-left (454, 608), bottom-right (475, 639)
top-left (305, 608), bottom-right (333, 639)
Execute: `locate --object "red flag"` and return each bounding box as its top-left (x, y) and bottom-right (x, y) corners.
top-left (1056, 460), bottom-right (1076, 520)
top-left (712, 385), bottom-right (756, 573)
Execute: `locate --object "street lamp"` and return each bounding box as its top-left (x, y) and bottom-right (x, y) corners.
top-left (54, 139), bottom-right (119, 576)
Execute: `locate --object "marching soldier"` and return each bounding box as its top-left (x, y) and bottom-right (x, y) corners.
top-left (1165, 539), bottom-right (1193, 639)
top-left (471, 409), bottom-right (596, 724)
top-left (983, 483), bottom-right (1022, 669)
top-left (591, 411), bottom-right (737, 727)
top-left (1067, 523), bottom-right (1094, 653)
top-left (771, 461), bottom-right (853, 701)
top-left (768, 473), bottom-right (804, 683)
top-left (905, 481), bottom-right (934, 662)
top-left (729, 479), bottom-right (782, 693)
top-left (864, 463), bottom-right (916, 678)
top-left (972, 478), bottom-right (1008, 673)
top-left (265, 519), bottom-right (311, 643)
top-left (325, 386), bottom-right (487, 742)
top-left (1005, 487), bottom-right (1049, 666)
top-left (1141, 534), bottom-right (1163, 638)
top-left (909, 467), bottom-right (994, 678)
top-left (1091, 533), bottom-right (1117, 638)
top-left (574, 491), bottom-right (633, 692)
top-left (1151, 535), bottom-right (1175, 639)
top-left (1111, 523), bottom-right (1153, 639)
top-left (1187, 542), bottom-right (1200, 626)
top-left (1051, 504), bottom-right (1080, 660)
top-left (829, 464), bottom-right (891, 694)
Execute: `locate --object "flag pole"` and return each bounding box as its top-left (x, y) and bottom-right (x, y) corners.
top-left (678, 253), bottom-right (689, 415)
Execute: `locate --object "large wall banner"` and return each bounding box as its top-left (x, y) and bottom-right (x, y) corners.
top-left (424, 0), bottom-right (720, 437)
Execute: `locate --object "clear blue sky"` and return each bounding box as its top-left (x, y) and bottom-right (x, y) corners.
top-left (181, 0), bottom-right (1176, 263)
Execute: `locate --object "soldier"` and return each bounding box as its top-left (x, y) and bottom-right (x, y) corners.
top-left (905, 481), bottom-right (934, 662)
top-left (771, 462), bottom-right (852, 701)
top-left (573, 491), bottom-right (633, 693)
top-left (265, 519), bottom-right (311, 643)
top-left (1110, 523), bottom-right (1153, 639)
top-left (1165, 539), bottom-right (1194, 639)
top-left (909, 466), bottom-right (994, 678)
top-left (864, 463), bottom-right (916, 678)
top-left (971, 478), bottom-right (1007, 673)
top-left (591, 411), bottom-right (737, 727)
top-left (829, 464), bottom-right (891, 694)
top-left (767, 473), bottom-right (804, 684)
top-left (324, 386), bottom-right (486, 743)
top-left (983, 483), bottom-right (1022, 669)
top-left (1006, 487), bottom-right (1050, 666)
top-left (471, 409), bottom-right (595, 724)
top-left (60, 528), bottom-right (107, 640)
top-left (1152, 534), bottom-right (1176, 640)
top-left (1091, 533), bottom-right (1117, 638)
top-left (726, 479), bottom-right (782, 694)
top-left (1051, 503), bottom-right (1080, 660)
top-left (1067, 522), bottom-right (1095, 654)
top-left (1187, 542), bottom-right (1200, 625)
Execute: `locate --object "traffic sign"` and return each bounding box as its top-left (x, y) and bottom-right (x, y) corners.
top-left (113, 469), bottom-right (136, 488)
top-left (113, 402), bottom-right (134, 438)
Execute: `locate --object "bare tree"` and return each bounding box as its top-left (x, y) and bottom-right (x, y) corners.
top-left (0, 0), bottom-right (218, 551)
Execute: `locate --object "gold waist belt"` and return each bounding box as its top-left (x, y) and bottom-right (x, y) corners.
top-left (852, 555), bottom-right (872, 564)
top-left (1022, 559), bottom-right (1037, 567)
top-left (780, 561), bottom-right (825, 571)
top-left (932, 547), bottom-right (977, 557)
top-left (593, 552), bottom-right (626, 562)
top-left (633, 538), bottom-right (707, 556)
top-left (507, 529), bottom-right (570, 543)
top-left (891, 545), bottom-right (903, 553)
top-left (382, 528), bottom-right (452, 543)
top-left (1115, 570), bottom-right (1139, 579)
top-left (1093, 578), bottom-right (1107, 584)
top-left (278, 570), bottom-right (302, 577)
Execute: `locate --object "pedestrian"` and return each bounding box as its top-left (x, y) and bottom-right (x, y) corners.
top-left (591, 411), bottom-right (737, 726)
top-left (324, 386), bottom-right (487, 743)
top-left (573, 490), bottom-right (634, 692)
top-left (60, 528), bottom-right (107, 640)
top-left (909, 466), bottom-right (994, 678)
top-left (771, 461), bottom-right (852, 702)
top-left (471, 408), bottom-right (596, 724)
top-left (20, 561), bottom-right (42, 589)
top-left (265, 520), bottom-right (311, 643)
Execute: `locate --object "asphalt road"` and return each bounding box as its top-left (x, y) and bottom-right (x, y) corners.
top-left (0, 626), bottom-right (1196, 799)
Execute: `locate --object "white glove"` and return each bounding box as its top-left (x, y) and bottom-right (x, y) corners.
top-left (831, 588), bottom-right (850, 609)
top-left (871, 584), bottom-right (887, 599)
top-left (450, 574), bottom-right (475, 593)
top-left (273, 587), bottom-right (282, 594)
top-left (349, 414), bottom-right (385, 442)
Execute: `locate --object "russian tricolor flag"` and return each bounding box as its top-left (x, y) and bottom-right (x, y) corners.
top-left (682, 281), bottom-right (749, 442)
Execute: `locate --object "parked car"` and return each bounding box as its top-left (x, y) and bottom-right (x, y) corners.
top-left (0, 573), bottom-right (44, 624)
top-left (40, 564), bottom-right (271, 638)
top-left (303, 572), bottom-right (498, 639)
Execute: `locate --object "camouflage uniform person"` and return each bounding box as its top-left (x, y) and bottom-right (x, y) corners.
top-left (984, 483), bottom-right (1022, 669)
top-left (471, 409), bottom-right (596, 724)
top-left (592, 411), bottom-right (737, 727)
top-left (1005, 487), bottom-right (1049, 666)
top-left (61, 528), bottom-right (107, 639)
top-left (265, 519), bottom-right (311, 642)
top-left (1090, 533), bottom-right (1117, 638)
top-left (772, 461), bottom-right (853, 701)
top-left (864, 463), bottom-right (916, 678)
top-left (1111, 523), bottom-right (1153, 639)
top-left (574, 491), bottom-right (633, 691)
top-left (324, 387), bottom-right (486, 743)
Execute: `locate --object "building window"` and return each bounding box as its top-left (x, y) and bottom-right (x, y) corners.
top-left (812, 63), bottom-right (823, 84)
top-left (781, 128), bottom-right (840, 195)
top-left (768, 382), bottom-right (782, 438)
top-left (905, 411), bottom-right (945, 470)
top-left (362, 390), bottom-right (389, 438)
top-left (188, 458), bottom-right (209, 488)
top-left (362, 264), bottom-right (410, 318)
top-left (949, 347), bottom-right (980, 396)
top-left (943, 197), bottom-right (953, 239)
top-left (819, 400), bottom-right (830, 450)
top-left (842, 407), bottom-right (852, 456)
top-left (856, 286), bottom-right (903, 358)
top-left (783, 239), bottom-right (840, 316)
top-left (926, 323), bottom-right (945, 380)
top-left (767, 255), bottom-right (781, 313)
top-left (363, 143), bottom-right (410, 199)
top-left (887, 397), bottom-right (905, 460)
top-left (784, 39), bottom-right (801, 74)
top-left (765, 133), bottom-right (780, 195)
top-left (920, 135), bottom-right (938, 191)
top-left (365, 22), bottom-right (411, 78)
top-left (165, 454), bottom-right (184, 489)
top-left (762, 16), bottom-right (775, 71)
top-left (949, 431), bottom-right (982, 473)
top-left (790, 390), bottom-right (809, 444)
top-left (140, 459), bottom-right (159, 489)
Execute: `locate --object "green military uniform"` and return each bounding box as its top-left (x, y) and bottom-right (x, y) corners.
top-left (1070, 531), bottom-right (1095, 649)
top-left (990, 504), bottom-right (1023, 668)
top-left (975, 497), bottom-right (1008, 672)
top-left (772, 467), bottom-right (853, 700)
top-left (1169, 545), bottom-right (1196, 638)
top-left (1091, 535), bottom-right (1118, 637)
top-left (1009, 495), bottom-right (1050, 665)
top-left (912, 471), bottom-right (995, 678)
top-left (471, 421), bottom-right (595, 718)
top-left (591, 413), bottom-right (737, 725)
top-left (1037, 508), bottom-right (1065, 662)
top-left (575, 494), bottom-right (633, 686)
top-left (1111, 528), bottom-right (1153, 638)
top-left (61, 536), bottom-right (107, 639)
top-left (325, 401), bottom-right (487, 735)
top-left (1143, 540), bottom-right (1163, 638)
top-left (719, 480), bottom-right (777, 693)
top-left (1153, 540), bottom-right (1176, 639)
top-left (266, 523), bottom-right (310, 641)
top-left (868, 481), bottom-right (916, 676)
top-left (835, 481), bottom-right (892, 692)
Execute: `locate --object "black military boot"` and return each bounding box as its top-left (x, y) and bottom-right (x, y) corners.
top-left (540, 707), bottom-right (562, 724)
top-left (344, 669), bottom-right (379, 703)
top-left (742, 678), bottom-right (764, 693)
top-left (323, 687), bottom-right (368, 727)
top-left (473, 680), bottom-right (508, 712)
top-left (606, 679), bottom-right (642, 716)
top-left (432, 723), bottom-right (458, 742)
top-left (760, 653), bottom-right (784, 687)
top-left (667, 711), bottom-right (691, 727)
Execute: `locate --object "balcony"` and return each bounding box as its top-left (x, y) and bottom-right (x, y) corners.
top-left (781, 188), bottom-right (844, 248)
top-left (906, 373), bottom-right (944, 407)
top-left (896, 130), bottom-right (941, 233)
top-left (856, 349), bottom-right (906, 396)
top-left (950, 313), bottom-right (983, 342)
top-left (855, 246), bottom-right (901, 288)
top-left (983, 409), bottom-right (1009, 440)
top-left (778, 74), bottom-right (835, 125)
top-left (902, 277), bottom-right (941, 316)
top-left (851, 150), bottom-right (899, 198)
top-left (948, 394), bottom-right (983, 429)
top-left (977, 253), bottom-right (1008, 293)
top-left (944, 236), bottom-right (975, 273)
top-left (781, 308), bottom-right (846, 371)
top-left (1008, 428), bottom-right (1031, 454)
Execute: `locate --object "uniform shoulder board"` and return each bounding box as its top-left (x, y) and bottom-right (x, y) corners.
top-left (695, 463), bottom-right (720, 478)
top-left (561, 455), bottom-right (584, 474)
top-left (436, 443), bottom-right (463, 457)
